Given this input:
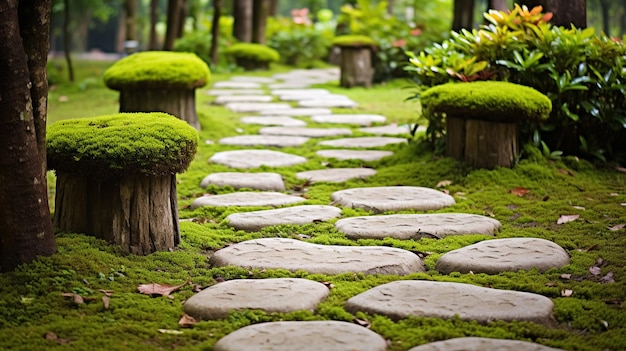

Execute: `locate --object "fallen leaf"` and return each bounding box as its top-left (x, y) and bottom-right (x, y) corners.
top-left (600, 320), bottom-right (609, 329)
top-left (589, 266), bottom-right (602, 276)
top-left (61, 293), bottom-right (84, 305)
top-left (557, 168), bottom-right (574, 176)
top-left (509, 187), bottom-right (529, 197)
top-left (561, 289), bottom-right (573, 297)
top-left (436, 180), bottom-right (452, 188)
top-left (137, 280), bottom-right (189, 297)
top-left (610, 193), bottom-right (619, 196)
top-left (557, 214), bottom-right (580, 224)
top-left (609, 224), bottom-right (625, 231)
top-left (178, 314), bottom-right (197, 328)
top-left (99, 289), bottom-right (113, 297)
top-left (616, 166), bottom-right (626, 173)
top-left (158, 329), bottom-right (183, 335)
top-left (102, 296), bottom-right (110, 309)
top-left (560, 274), bottom-right (572, 280)
top-left (322, 281), bottom-right (335, 290)
top-left (353, 318), bottom-right (371, 328)
top-left (601, 272), bottom-right (615, 284)
top-left (545, 281), bottom-right (558, 287)
top-left (44, 332), bottom-right (71, 344)
top-left (572, 206), bottom-right (585, 210)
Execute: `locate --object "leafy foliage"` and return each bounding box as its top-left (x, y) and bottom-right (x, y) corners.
top-left (173, 16), bottom-right (237, 72)
top-left (223, 43), bottom-right (280, 63)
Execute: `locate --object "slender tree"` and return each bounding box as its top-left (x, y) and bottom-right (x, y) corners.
top-left (252, 0), bottom-right (269, 44)
top-left (148, 0), bottom-right (159, 50)
top-left (62, 0), bottom-right (74, 81)
top-left (124, 0), bottom-right (138, 49)
top-left (488, 0), bottom-right (509, 11)
top-left (518, 0), bottom-right (586, 28)
top-left (452, 0), bottom-right (475, 31)
top-left (210, 0), bottom-right (223, 65)
top-left (164, 0), bottom-right (184, 50)
top-left (233, 0), bottom-right (253, 42)
top-left (598, 0), bottom-right (610, 34)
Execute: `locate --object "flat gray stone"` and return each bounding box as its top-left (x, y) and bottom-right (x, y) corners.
top-left (200, 172), bottom-right (285, 191)
top-left (359, 125), bottom-right (411, 135)
top-left (183, 278), bottom-right (329, 320)
top-left (318, 137), bottom-right (407, 148)
top-left (296, 168), bottom-right (377, 183)
top-left (213, 321), bottom-right (388, 351)
top-left (259, 126), bottom-right (352, 138)
top-left (214, 95), bottom-right (273, 104)
top-left (268, 82), bottom-right (314, 89)
top-left (317, 149), bottom-right (393, 161)
top-left (335, 213), bottom-right (501, 240)
top-left (210, 150), bottom-right (307, 169)
top-left (225, 102), bottom-right (291, 113)
top-left (271, 89), bottom-right (331, 96)
top-left (219, 135), bottom-right (309, 147)
top-left (240, 116), bottom-right (307, 127)
top-left (206, 89), bottom-right (265, 96)
top-left (277, 93), bottom-right (347, 102)
top-left (226, 205), bottom-right (342, 232)
top-left (331, 186), bottom-right (455, 212)
top-left (260, 108), bottom-right (332, 116)
top-left (213, 81), bottom-right (262, 89)
top-left (345, 280), bottom-right (555, 325)
top-left (298, 99), bottom-right (357, 108)
top-left (229, 76), bottom-right (276, 83)
top-left (191, 192), bottom-right (305, 209)
top-left (311, 114), bottom-right (386, 126)
top-left (408, 337), bottom-right (565, 351)
top-left (209, 238), bottom-right (424, 275)
top-left (436, 238), bottom-right (571, 274)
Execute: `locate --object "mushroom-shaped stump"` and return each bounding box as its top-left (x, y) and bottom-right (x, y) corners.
top-left (103, 51), bottom-right (210, 130)
top-left (332, 35), bottom-right (376, 88)
top-left (47, 112), bottom-right (198, 255)
top-left (421, 81), bottom-right (551, 169)
top-left (224, 43), bottom-right (280, 71)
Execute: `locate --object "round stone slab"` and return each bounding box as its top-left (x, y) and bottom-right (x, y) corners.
top-left (210, 150), bottom-right (307, 169)
top-left (225, 102), bottom-right (291, 113)
top-left (359, 125), bottom-right (411, 135)
top-left (200, 172), bottom-right (285, 191)
top-left (318, 137), bottom-right (407, 148)
top-left (230, 76), bottom-right (276, 83)
top-left (209, 238), bottom-right (424, 275)
top-left (335, 213), bottom-right (501, 240)
top-left (226, 205), bottom-right (342, 232)
top-left (213, 81), bottom-right (261, 89)
top-left (214, 95), bottom-right (273, 105)
top-left (240, 116), bottom-right (306, 127)
top-left (345, 280), bottom-right (555, 325)
top-left (408, 337), bottom-right (565, 351)
top-left (298, 99), bottom-right (357, 108)
top-left (219, 135), bottom-right (309, 147)
top-left (311, 114), bottom-right (386, 126)
top-left (206, 89), bottom-right (265, 96)
top-left (259, 126), bottom-right (352, 137)
top-left (191, 192), bottom-right (305, 209)
top-left (213, 321), bottom-right (388, 351)
top-left (331, 186), bottom-right (455, 212)
top-left (296, 168), bottom-right (377, 183)
top-left (183, 278), bottom-right (329, 320)
top-left (317, 149), bottom-right (393, 161)
top-left (436, 238), bottom-right (571, 274)
top-left (259, 108), bottom-right (332, 116)
top-left (271, 89), bottom-right (331, 95)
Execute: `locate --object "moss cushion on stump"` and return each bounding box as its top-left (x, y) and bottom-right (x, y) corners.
top-left (332, 35), bottom-right (376, 88)
top-left (224, 43), bottom-right (280, 70)
top-left (47, 112), bottom-right (199, 255)
top-left (103, 51), bottom-right (210, 130)
top-left (421, 81), bottom-right (551, 169)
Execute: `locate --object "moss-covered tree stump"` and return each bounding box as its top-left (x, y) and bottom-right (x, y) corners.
top-left (224, 43), bottom-right (280, 71)
top-left (333, 35), bottom-right (376, 88)
top-left (47, 113), bottom-right (198, 255)
top-left (421, 81), bottom-right (551, 169)
top-left (103, 51), bottom-right (210, 130)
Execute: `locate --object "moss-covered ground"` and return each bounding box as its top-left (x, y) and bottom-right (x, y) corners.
top-left (2, 59), bottom-right (624, 350)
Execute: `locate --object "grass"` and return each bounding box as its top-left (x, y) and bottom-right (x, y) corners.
top-left (2, 58), bottom-right (625, 350)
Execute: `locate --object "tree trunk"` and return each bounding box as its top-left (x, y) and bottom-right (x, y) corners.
top-left (599, 0), bottom-right (610, 35)
top-left (176, 0), bottom-right (188, 40)
top-left (62, 0), bottom-right (74, 81)
top-left (148, 0), bottom-right (159, 50)
top-left (210, 0), bottom-right (222, 66)
top-left (164, 0), bottom-right (183, 50)
top-left (119, 88), bottom-right (200, 130)
top-left (452, 0), bottom-right (475, 31)
top-left (622, 0), bottom-right (626, 35)
top-left (233, 0), bottom-right (253, 42)
top-left (519, 0), bottom-right (586, 28)
top-left (124, 0), bottom-right (138, 42)
top-left (268, 0), bottom-right (279, 16)
top-left (339, 47), bottom-right (373, 88)
top-left (0, 0), bottom-right (57, 272)
top-left (488, 0), bottom-right (508, 11)
top-left (252, 0), bottom-right (269, 44)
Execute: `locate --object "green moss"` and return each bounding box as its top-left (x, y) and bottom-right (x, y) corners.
top-left (420, 81), bottom-right (552, 122)
top-left (47, 112), bottom-right (198, 177)
top-left (103, 51), bottom-right (210, 90)
top-left (223, 43), bottom-right (280, 63)
top-left (332, 35), bottom-right (377, 47)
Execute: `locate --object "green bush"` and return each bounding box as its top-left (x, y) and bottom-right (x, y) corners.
top-left (223, 43), bottom-right (280, 63)
top-left (266, 16), bottom-right (333, 68)
top-left (406, 5), bottom-right (626, 161)
top-left (332, 34), bottom-right (376, 47)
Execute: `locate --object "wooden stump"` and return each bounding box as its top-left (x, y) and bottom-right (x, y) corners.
top-left (339, 47), bottom-right (373, 88)
top-left (119, 89), bottom-right (200, 130)
top-left (53, 172), bottom-right (180, 255)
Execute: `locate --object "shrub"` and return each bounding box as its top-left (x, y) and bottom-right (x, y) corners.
top-left (332, 35), bottom-right (376, 47)
top-left (223, 43), bottom-right (280, 64)
top-left (266, 15), bottom-right (334, 68)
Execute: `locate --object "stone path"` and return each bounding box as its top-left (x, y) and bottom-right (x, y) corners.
top-left (191, 69), bottom-right (570, 350)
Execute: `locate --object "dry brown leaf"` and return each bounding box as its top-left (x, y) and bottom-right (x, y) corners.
top-left (61, 293), bottom-right (84, 305)
top-left (322, 281), bottom-right (335, 290)
top-left (353, 318), bottom-right (371, 328)
top-left (609, 224), bottom-right (626, 231)
top-left (178, 314), bottom-right (197, 328)
top-left (137, 280), bottom-right (189, 297)
top-left (557, 168), bottom-right (574, 176)
top-left (601, 272), bottom-right (615, 284)
top-left (589, 266), bottom-right (602, 276)
top-left (560, 274), bottom-right (572, 280)
top-left (561, 289), bottom-right (574, 297)
top-left (102, 296), bottom-right (110, 309)
top-left (436, 180), bottom-right (452, 188)
top-left (44, 332), bottom-right (71, 344)
top-left (509, 187), bottom-right (530, 197)
top-left (545, 282), bottom-right (558, 287)
top-left (99, 289), bottom-right (113, 297)
top-left (557, 214), bottom-right (580, 224)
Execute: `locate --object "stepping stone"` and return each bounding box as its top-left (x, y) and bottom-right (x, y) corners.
top-left (213, 95), bottom-right (273, 104)
top-left (200, 172), bottom-right (285, 191)
top-left (206, 89), bottom-right (265, 96)
top-left (259, 126), bottom-right (352, 138)
top-left (331, 186), bottom-right (455, 212)
top-left (229, 76), bottom-right (276, 83)
top-left (298, 99), bottom-right (357, 108)
top-left (335, 213), bottom-right (501, 240)
top-left (225, 102), bottom-right (291, 113)
top-left (318, 137), bottom-right (407, 148)
top-left (408, 337), bottom-right (565, 351)
top-left (209, 238), bottom-right (424, 275)
top-left (311, 114), bottom-right (386, 126)
top-left (271, 89), bottom-right (331, 96)
top-left (240, 116), bottom-right (306, 127)
top-left (210, 150), bottom-right (307, 169)
top-left (277, 93), bottom-right (345, 101)
top-left (345, 280), bottom-right (555, 325)
top-left (259, 107), bottom-right (332, 116)
top-left (213, 81), bottom-right (262, 89)
top-left (268, 82), bottom-right (313, 89)
top-left (359, 125), bottom-right (411, 135)
top-left (219, 135), bottom-right (309, 147)
top-left (317, 149), bottom-right (393, 161)
top-left (436, 238), bottom-right (571, 275)
top-left (296, 168), bottom-right (377, 183)
top-left (183, 278), bottom-right (329, 320)
top-left (226, 205), bottom-right (342, 232)
top-left (191, 192), bottom-right (305, 209)
top-left (213, 321), bottom-right (387, 351)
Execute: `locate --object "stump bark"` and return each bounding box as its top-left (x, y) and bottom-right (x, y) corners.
top-left (53, 172), bottom-right (180, 255)
top-left (339, 47), bottom-right (373, 88)
top-left (119, 89), bottom-right (200, 130)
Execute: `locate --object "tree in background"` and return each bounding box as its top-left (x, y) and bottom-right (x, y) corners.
top-left (148, 0), bottom-right (159, 50)
top-left (233, 0), bottom-right (253, 42)
top-left (210, 0), bottom-right (223, 65)
top-left (518, 0), bottom-right (586, 28)
top-left (452, 0), bottom-right (474, 31)
top-left (252, 0), bottom-right (269, 44)
top-left (164, 0), bottom-right (188, 50)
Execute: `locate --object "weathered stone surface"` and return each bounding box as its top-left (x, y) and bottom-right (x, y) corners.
top-left (259, 108), bottom-right (332, 116)
top-left (213, 81), bottom-right (262, 89)
top-left (335, 213), bottom-right (501, 240)
top-left (183, 278), bottom-right (329, 320)
top-left (225, 102), bottom-right (291, 113)
top-left (206, 89), bottom-right (265, 96)
top-left (317, 149), bottom-right (393, 161)
top-left (268, 82), bottom-right (314, 89)
top-left (359, 125), bottom-right (411, 135)
top-left (226, 205), bottom-right (342, 232)
top-left (200, 172), bottom-right (285, 191)
top-left (270, 89), bottom-right (331, 96)
top-left (259, 126), bottom-right (352, 137)
top-left (277, 93), bottom-right (347, 102)
top-left (213, 321), bottom-right (388, 351)
top-left (191, 192), bottom-right (305, 209)
top-left (230, 76), bottom-right (276, 83)
top-left (311, 114), bottom-right (386, 126)
top-left (436, 238), bottom-right (571, 274)
top-left (408, 337), bottom-right (565, 351)
top-left (214, 95), bottom-right (273, 104)
top-left (331, 186), bottom-right (455, 212)
top-left (319, 137), bottom-right (407, 148)
top-left (209, 238), bottom-right (424, 275)
top-left (210, 150), bottom-right (307, 168)
top-left (219, 135), bottom-right (309, 147)
top-left (296, 168), bottom-right (377, 183)
top-left (345, 280), bottom-right (555, 325)
top-left (298, 99), bottom-right (357, 108)
top-left (240, 116), bottom-right (307, 127)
